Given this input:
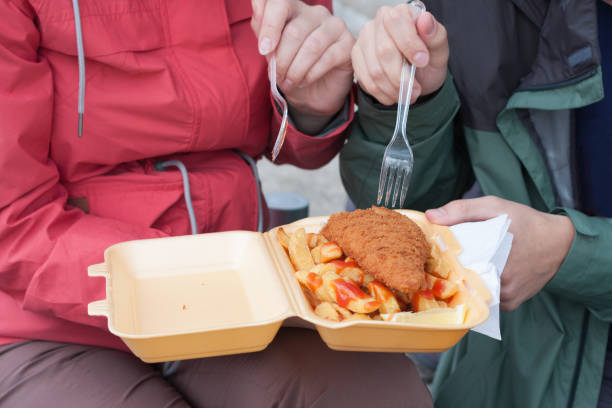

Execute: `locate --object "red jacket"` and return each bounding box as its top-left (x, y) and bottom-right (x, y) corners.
top-left (0, 0), bottom-right (352, 350)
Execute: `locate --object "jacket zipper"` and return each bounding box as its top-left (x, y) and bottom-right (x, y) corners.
top-left (517, 68), bottom-right (598, 93)
top-left (567, 309), bottom-right (590, 408)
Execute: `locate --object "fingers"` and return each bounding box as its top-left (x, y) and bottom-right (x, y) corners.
top-left (254, 0), bottom-right (295, 55)
top-left (276, 7), bottom-right (344, 90)
top-left (425, 196), bottom-right (506, 226)
top-left (352, 11), bottom-right (423, 105)
top-left (382, 4), bottom-right (429, 68)
top-left (415, 12), bottom-right (449, 69)
top-left (303, 29), bottom-right (354, 85)
top-left (362, 16), bottom-right (401, 104)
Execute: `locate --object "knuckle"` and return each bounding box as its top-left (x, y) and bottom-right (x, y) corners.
top-left (449, 199), bottom-right (466, 214)
top-left (327, 15), bottom-right (346, 32)
top-left (262, 19), bottom-right (277, 33)
top-left (311, 5), bottom-right (329, 19)
top-left (362, 20), bottom-right (374, 35)
top-left (370, 65), bottom-right (385, 80)
top-left (366, 82), bottom-right (379, 96)
top-left (283, 23), bottom-right (304, 41)
top-left (319, 49), bottom-right (335, 68)
top-left (396, 4), bottom-right (412, 18)
top-left (303, 35), bottom-right (322, 54)
top-left (376, 6), bottom-right (390, 20)
top-left (285, 72), bottom-right (299, 84)
top-left (379, 94), bottom-right (394, 106)
top-left (484, 195), bottom-right (502, 208)
top-left (377, 41), bottom-right (396, 60)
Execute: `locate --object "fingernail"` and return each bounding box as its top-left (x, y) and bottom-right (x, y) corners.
top-left (413, 51), bottom-right (428, 66)
top-left (425, 14), bottom-right (437, 36)
top-left (282, 78), bottom-right (293, 89)
top-left (259, 37), bottom-right (272, 55)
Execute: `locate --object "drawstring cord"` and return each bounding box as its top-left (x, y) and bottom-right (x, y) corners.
top-left (155, 160), bottom-right (199, 235)
top-left (156, 152), bottom-right (263, 377)
top-left (71, 0), bottom-right (85, 137)
top-left (234, 150), bottom-right (264, 233)
top-left (71, 0), bottom-right (263, 374)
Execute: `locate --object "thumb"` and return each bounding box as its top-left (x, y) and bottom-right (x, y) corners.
top-left (415, 12), bottom-right (448, 68)
top-left (425, 197), bottom-right (503, 226)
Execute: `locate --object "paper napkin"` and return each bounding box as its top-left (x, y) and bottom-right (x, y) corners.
top-left (450, 215), bottom-right (513, 340)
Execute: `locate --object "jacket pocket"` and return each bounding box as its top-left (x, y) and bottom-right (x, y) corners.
top-left (67, 172), bottom-right (184, 231)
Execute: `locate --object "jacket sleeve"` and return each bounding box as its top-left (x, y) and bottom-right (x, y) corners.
top-left (0, 1), bottom-right (166, 329)
top-left (265, 0), bottom-right (355, 169)
top-left (545, 209), bottom-right (612, 322)
top-left (268, 90), bottom-right (354, 169)
top-left (339, 73), bottom-right (473, 210)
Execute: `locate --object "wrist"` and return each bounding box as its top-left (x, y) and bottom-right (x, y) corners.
top-left (287, 104), bottom-right (339, 136)
top-left (546, 213), bottom-right (576, 279)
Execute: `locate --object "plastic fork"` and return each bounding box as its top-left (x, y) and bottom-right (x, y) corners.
top-left (268, 56), bottom-right (289, 161)
top-left (376, 0), bottom-right (425, 208)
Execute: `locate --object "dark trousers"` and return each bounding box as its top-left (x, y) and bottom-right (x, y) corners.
top-left (0, 328), bottom-right (432, 408)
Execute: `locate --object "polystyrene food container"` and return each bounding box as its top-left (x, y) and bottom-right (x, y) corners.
top-left (88, 210), bottom-right (491, 363)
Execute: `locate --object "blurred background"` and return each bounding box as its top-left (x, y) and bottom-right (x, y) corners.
top-left (257, 0), bottom-right (404, 217)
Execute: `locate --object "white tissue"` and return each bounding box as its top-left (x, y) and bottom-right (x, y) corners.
top-left (449, 215), bottom-right (512, 340)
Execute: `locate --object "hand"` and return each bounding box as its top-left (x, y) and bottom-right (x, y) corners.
top-left (352, 4), bottom-right (449, 105)
top-left (251, 0), bottom-right (354, 134)
top-left (425, 196), bottom-right (576, 311)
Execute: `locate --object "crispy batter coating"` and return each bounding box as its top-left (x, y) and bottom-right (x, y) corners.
top-left (320, 206), bottom-right (429, 294)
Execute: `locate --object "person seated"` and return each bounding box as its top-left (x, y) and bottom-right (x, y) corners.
top-left (0, 0), bottom-right (433, 406)
top-left (343, 1), bottom-right (612, 406)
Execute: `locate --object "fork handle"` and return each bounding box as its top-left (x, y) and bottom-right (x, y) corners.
top-left (394, 60), bottom-right (415, 145)
top-left (395, 1), bottom-right (425, 144)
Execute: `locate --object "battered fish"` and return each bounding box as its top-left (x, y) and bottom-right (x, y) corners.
top-left (320, 206), bottom-right (429, 294)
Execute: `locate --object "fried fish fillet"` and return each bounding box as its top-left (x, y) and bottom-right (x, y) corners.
top-left (320, 206), bottom-right (429, 294)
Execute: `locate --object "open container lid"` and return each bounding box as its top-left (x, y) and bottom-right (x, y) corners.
top-left (89, 210), bottom-right (491, 362)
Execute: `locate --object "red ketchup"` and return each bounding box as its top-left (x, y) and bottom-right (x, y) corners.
top-left (333, 279), bottom-right (369, 308)
top-left (330, 259), bottom-right (358, 271)
top-left (369, 280), bottom-right (392, 301)
top-left (306, 273), bottom-right (323, 292)
top-left (432, 279), bottom-right (446, 298)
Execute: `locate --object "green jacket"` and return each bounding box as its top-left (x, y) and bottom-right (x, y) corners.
top-left (340, 1), bottom-right (611, 407)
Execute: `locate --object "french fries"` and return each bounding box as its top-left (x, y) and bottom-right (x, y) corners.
top-left (288, 228), bottom-right (314, 271)
top-left (295, 270), bottom-right (333, 303)
top-left (367, 281), bottom-right (401, 314)
top-left (277, 227), bottom-right (290, 249)
top-left (322, 272), bottom-right (380, 314)
top-left (307, 233), bottom-right (328, 249)
top-left (314, 302), bottom-right (341, 321)
top-left (425, 273), bottom-right (458, 299)
top-left (426, 243), bottom-right (451, 279)
top-left (280, 226), bottom-right (462, 323)
top-left (311, 241), bottom-right (343, 264)
top-left (411, 290), bottom-right (443, 312)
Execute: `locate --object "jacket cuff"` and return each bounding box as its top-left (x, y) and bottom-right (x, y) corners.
top-left (267, 88), bottom-right (355, 169)
top-left (270, 91), bottom-right (354, 138)
top-left (545, 208), bottom-right (601, 297)
top-left (356, 72), bottom-right (460, 145)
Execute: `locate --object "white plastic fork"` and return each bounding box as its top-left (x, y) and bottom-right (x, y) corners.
top-left (269, 56), bottom-right (289, 162)
top-left (376, 0), bottom-right (425, 208)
